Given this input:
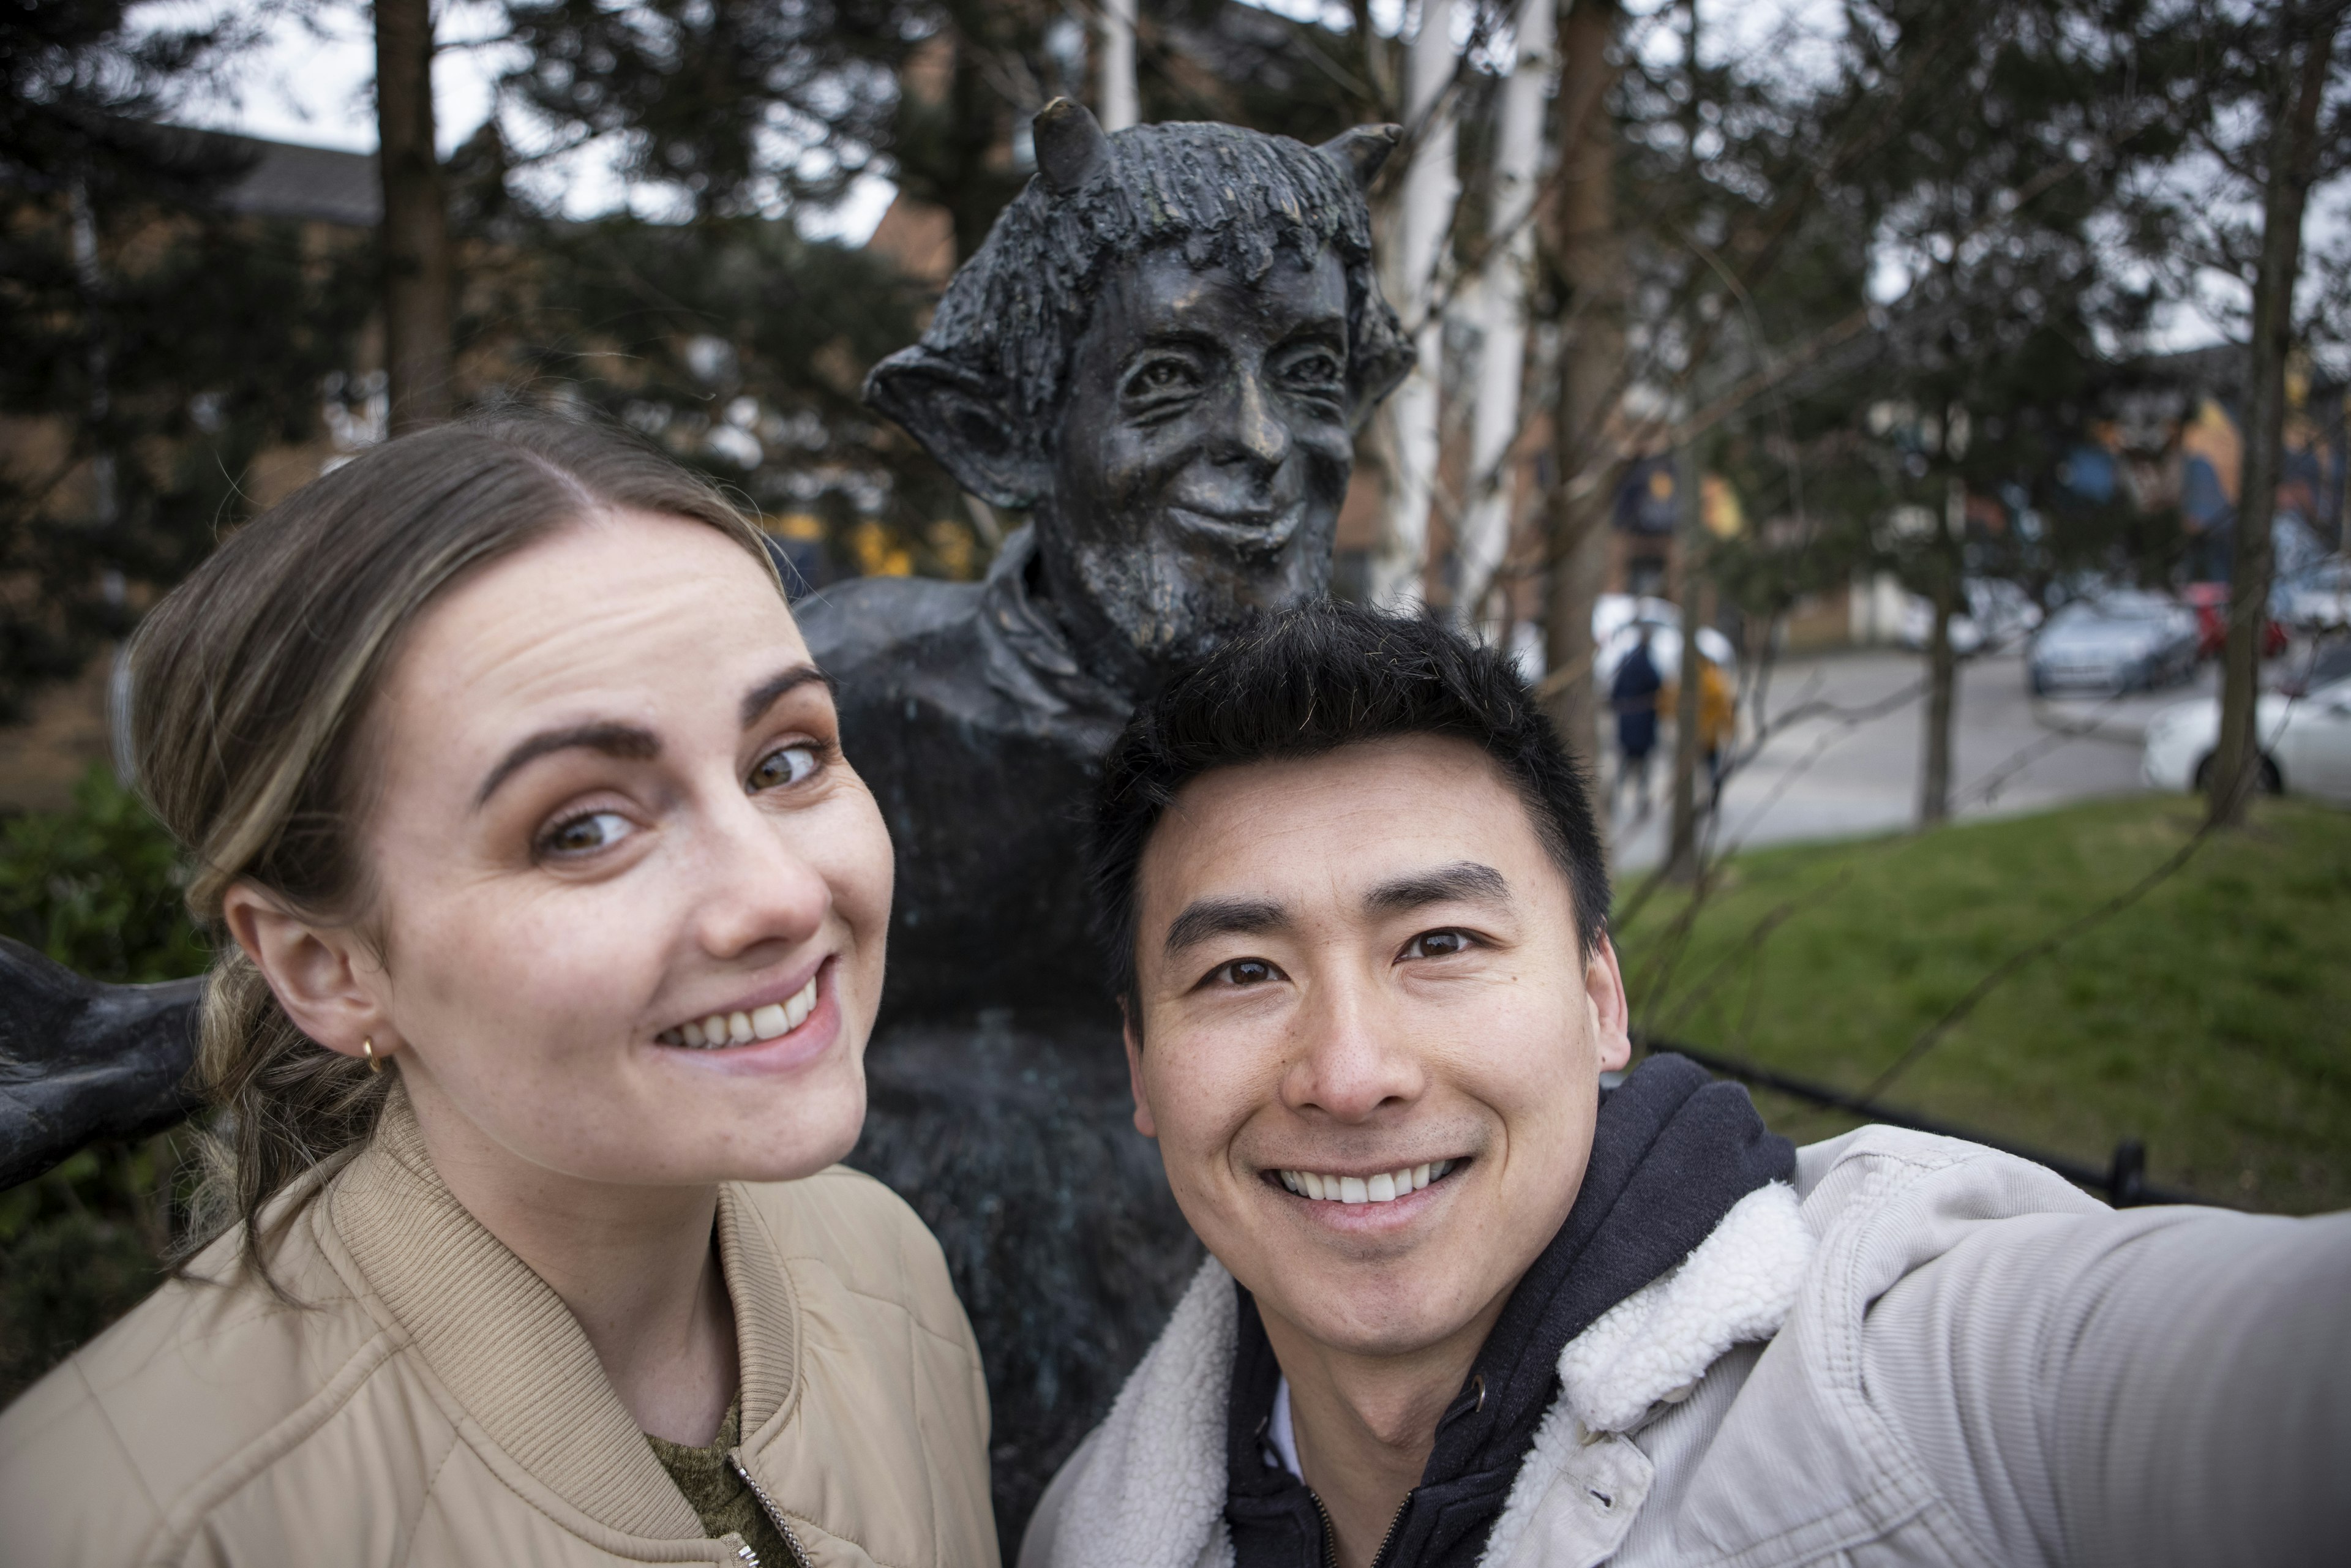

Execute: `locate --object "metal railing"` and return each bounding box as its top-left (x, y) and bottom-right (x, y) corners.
top-left (1643, 1035), bottom-right (2202, 1208)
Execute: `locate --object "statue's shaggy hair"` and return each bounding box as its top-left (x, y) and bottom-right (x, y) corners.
top-left (920, 122), bottom-right (1411, 426)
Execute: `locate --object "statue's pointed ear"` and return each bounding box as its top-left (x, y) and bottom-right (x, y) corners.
top-left (1319, 124), bottom-right (1401, 189)
top-left (864, 347), bottom-right (1047, 510)
top-left (1033, 97), bottom-right (1112, 193)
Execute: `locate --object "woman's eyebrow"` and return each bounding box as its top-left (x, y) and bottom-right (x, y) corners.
top-left (474, 722), bottom-right (659, 809)
top-left (740, 662), bottom-right (836, 728)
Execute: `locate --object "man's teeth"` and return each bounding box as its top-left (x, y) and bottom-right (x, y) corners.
top-left (1277, 1160), bottom-right (1457, 1204)
top-left (655, 975), bottom-right (819, 1048)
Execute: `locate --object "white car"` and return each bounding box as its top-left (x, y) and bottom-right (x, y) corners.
top-left (2027, 591), bottom-right (2200, 696)
top-left (2141, 677), bottom-right (2351, 802)
top-left (2278, 558), bottom-right (2351, 632)
top-left (1895, 578), bottom-right (2044, 655)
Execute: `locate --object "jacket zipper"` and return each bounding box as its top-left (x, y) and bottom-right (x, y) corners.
top-left (1307, 1486), bottom-right (1409, 1568)
top-left (727, 1450), bottom-right (814, 1568)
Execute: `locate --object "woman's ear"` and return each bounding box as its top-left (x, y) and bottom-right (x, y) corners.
top-left (863, 349), bottom-right (1051, 511)
top-left (219, 881), bottom-right (389, 1062)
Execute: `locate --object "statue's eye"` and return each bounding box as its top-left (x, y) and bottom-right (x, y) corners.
top-left (1125, 358), bottom-right (1200, 398)
top-left (1283, 351), bottom-right (1344, 386)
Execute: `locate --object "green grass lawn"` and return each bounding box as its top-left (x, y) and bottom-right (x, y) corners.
top-left (1611, 795), bottom-right (2351, 1214)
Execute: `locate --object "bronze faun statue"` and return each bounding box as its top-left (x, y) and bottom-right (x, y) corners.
top-left (806, 101), bottom-right (1406, 1543)
top-left (802, 100), bottom-right (1407, 1022)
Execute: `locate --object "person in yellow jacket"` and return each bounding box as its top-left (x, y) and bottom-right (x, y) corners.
top-left (1658, 650), bottom-right (1738, 806)
top-left (0, 415), bottom-right (997, 1567)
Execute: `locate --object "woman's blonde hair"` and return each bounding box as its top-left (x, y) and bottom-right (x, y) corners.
top-left (132, 411), bottom-right (778, 1283)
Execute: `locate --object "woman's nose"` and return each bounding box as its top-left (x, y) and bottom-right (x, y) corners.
top-left (689, 789), bottom-right (833, 959)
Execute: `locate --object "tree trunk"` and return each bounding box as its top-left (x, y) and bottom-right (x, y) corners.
top-left (1095, 0), bottom-right (1138, 132)
top-left (1919, 568), bottom-right (1957, 825)
top-left (377, 0), bottom-right (453, 434)
top-left (1456, 0), bottom-right (1557, 631)
top-left (2209, 10), bottom-right (2338, 826)
top-left (1665, 441), bottom-right (1706, 879)
top-left (1369, 0), bottom-right (1458, 610)
top-left (1540, 0), bottom-right (1623, 788)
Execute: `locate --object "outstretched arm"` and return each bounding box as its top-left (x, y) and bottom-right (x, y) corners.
top-left (0, 939), bottom-right (203, 1188)
top-left (1867, 1201), bottom-right (2351, 1568)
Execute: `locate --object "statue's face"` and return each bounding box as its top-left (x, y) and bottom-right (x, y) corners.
top-left (1043, 243), bottom-right (1354, 673)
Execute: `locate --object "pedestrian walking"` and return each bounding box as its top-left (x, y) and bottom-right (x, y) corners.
top-left (1610, 627), bottom-right (1663, 820)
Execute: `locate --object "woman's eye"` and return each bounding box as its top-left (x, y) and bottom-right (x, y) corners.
top-left (1212, 958), bottom-right (1280, 988)
top-left (1404, 929), bottom-right (1472, 959)
top-left (541, 810), bottom-right (634, 858)
top-left (749, 744), bottom-right (819, 792)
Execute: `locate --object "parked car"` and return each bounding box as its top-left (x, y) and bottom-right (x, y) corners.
top-left (1896, 577), bottom-right (2043, 655)
top-left (2276, 557), bottom-right (2351, 633)
top-left (2142, 676), bottom-right (2351, 803)
top-left (2025, 590), bottom-right (2200, 695)
top-left (2180, 582), bottom-right (2290, 661)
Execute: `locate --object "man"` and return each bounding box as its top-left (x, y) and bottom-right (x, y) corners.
top-left (1024, 599), bottom-right (2350, 1568)
top-left (1609, 626), bottom-right (1661, 822)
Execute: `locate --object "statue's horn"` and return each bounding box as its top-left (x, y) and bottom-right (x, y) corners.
top-left (1033, 97), bottom-right (1112, 194)
top-left (1319, 124), bottom-right (1402, 189)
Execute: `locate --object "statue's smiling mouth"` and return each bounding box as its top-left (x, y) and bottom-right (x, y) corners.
top-left (1165, 501), bottom-right (1305, 555)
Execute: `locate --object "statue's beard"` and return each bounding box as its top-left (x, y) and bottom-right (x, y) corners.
top-left (1057, 523), bottom-right (1334, 678)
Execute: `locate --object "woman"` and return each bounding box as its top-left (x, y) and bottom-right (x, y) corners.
top-left (0, 415), bottom-right (997, 1566)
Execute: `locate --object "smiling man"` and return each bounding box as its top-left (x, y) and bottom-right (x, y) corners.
top-left (1022, 602), bottom-right (2351, 1568)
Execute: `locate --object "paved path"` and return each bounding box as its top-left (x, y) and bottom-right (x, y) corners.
top-left (1607, 648), bottom-right (2214, 871)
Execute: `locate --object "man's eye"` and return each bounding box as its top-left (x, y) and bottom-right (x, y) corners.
top-left (749, 744), bottom-right (819, 792)
top-left (541, 810), bottom-right (634, 858)
top-left (1404, 929), bottom-right (1472, 959)
top-left (1212, 958), bottom-right (1280, 988)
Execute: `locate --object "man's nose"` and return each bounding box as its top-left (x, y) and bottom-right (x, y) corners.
top-left (1283, 969), bottom-right (1426, 1123)
top-left (1209, 368), bottom-right (1291, 473)
top-left (689, 788), bottom-right (832, 960)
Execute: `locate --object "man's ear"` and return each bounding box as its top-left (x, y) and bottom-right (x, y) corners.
top-left (1121, 999), bottom-right (1158, 1140)
top-left (1586, 932), bottom-right (1633, 1074)
top-left (864, 348), bottom-right (1050, 510)
top-left (220, 881), bottom-right (391, 1064)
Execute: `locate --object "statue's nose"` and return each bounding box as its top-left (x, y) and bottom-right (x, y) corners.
top-left (1210, 373), bottom-right (1291, 472)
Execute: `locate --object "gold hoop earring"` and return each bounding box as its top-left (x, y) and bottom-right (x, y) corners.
top-left (362, 1036), bottom-right (382, 1075)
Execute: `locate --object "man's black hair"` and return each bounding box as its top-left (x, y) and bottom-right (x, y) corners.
top-left (1090, 599), bottom-right (1611, 1016)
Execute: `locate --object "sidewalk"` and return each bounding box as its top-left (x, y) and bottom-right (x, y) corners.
top-left (1606, 648), bottom-right (2212, 871)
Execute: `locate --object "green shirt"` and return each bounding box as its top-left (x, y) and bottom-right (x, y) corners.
top-left (644, 1398), bottom-right (794, 1566)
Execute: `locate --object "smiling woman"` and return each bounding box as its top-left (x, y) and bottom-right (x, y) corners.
top-left (0, 414), bottom-right (997, 1567)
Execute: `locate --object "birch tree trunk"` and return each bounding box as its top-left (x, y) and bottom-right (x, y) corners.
top-left (1370, 0), bottom-right (1459, 610)
top-left (1097, 0), bottom-right (1138, 132)
top-left (2209, 8), bottom-right (2338, 827)
top-left (377, 0), bottom-right (453, 433)
top-left (1541, 0), bottom-right (1624, 784)
top-left (1456, 0), bottom-right (1557, 632)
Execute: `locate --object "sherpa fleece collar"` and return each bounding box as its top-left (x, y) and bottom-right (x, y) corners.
top-left (1228, 1052), bottom-right (1795, 1568)
top-left (1026, 1174), bottom-right (1814, 1568)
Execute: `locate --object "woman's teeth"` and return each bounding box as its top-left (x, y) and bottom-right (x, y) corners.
top-left (1277, 1160), bottom-right (1457, 1205)
top-left (656, 975), bottom-right (819, 1049)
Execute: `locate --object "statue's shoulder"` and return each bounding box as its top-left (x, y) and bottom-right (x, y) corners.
top-left (795, 576), bottom-right (983, 673)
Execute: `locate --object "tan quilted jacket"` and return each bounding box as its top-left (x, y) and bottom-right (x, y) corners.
top-left (0, 1092), bottom-right (998, 1567)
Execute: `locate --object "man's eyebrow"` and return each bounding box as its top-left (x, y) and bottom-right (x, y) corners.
top-left (740, 662), bottom-right (836, 729)
top-left (474, 722), bottom-right (659, 809)
top-left (1363, 861), bottom-right (1510, 917)
top-left (1163, 895), bottom-right (1291, 959)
